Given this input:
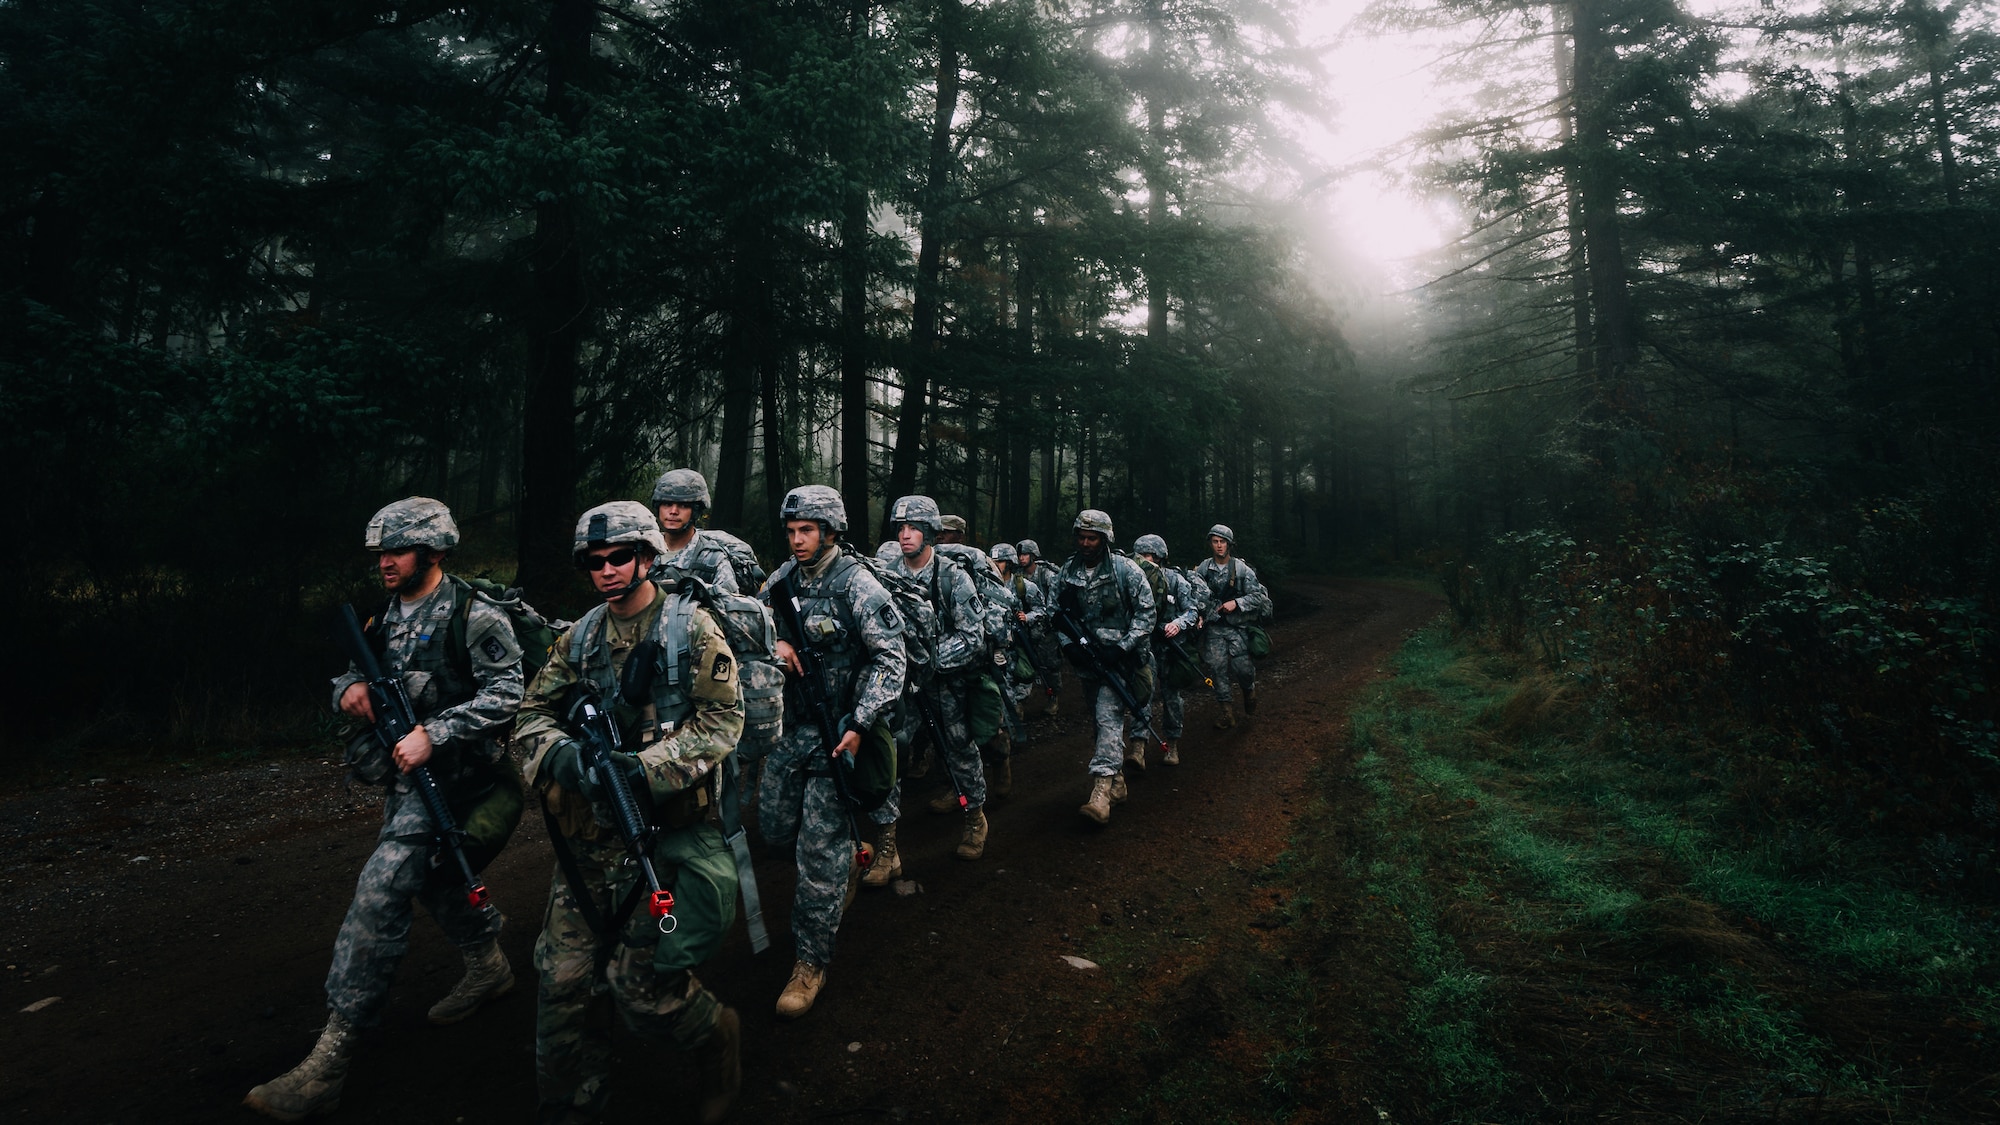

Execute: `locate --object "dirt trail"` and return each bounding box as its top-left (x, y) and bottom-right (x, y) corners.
top-left (0, 577), bottom-right (1439, 1124)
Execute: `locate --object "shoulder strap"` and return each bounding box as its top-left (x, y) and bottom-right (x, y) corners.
top-left (442, 575), bottom-right (475, 684)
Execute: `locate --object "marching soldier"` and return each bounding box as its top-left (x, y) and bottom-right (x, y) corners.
top-left (1133, 534), bottom-right (1203, 766)
top-left (1014, 538), bottom-right (1061, 709)
top-left (247, 498), bottom-right (523, 1122)
top-left (1194, 524), bottom-right (1271, 728)
top-left (513, 502), bottom-right (744, 1125)
top-left (990, 542), bottom-right (1045, 746)
top-left (648, 468), bottom-right (742, 593)
top-left (938, 513), bottom-right (969, 544)
top-left (761, 486), bottom-right (907, 1017)
top-left (1054, 510), bottom-right (1156, 824)
top-left (891, 497), bottom-right (991, 861)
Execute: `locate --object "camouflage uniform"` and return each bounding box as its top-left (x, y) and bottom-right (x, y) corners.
top-left (514, 577), bottom-right (745, 1121)
top-left (1194, 544), bottom-right (1270, 706)
top-left (899, 548), bottom-right (988, 810)
top-left (1015, 539), bottom-right (1063, 692)
top-left (325, 576), bottom-right (523, 1027)
top-left (1134, 541), bottom-right (1204, 743)
top-left (995, 557), bottom-right (1046, 740)
top-left (760, 545), bottom-right (905, 968)
top-left (1056, 539), bottom-right (1157, 778)
top-left (651, 527), bottom-right (743, 594)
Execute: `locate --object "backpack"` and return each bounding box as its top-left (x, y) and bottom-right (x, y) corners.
top-left (702, 529), bottom-right (769, 589)
top-left (1128, 553), bottom-right (1172, 633)
top-left (933, 543), bottom-right (1013, 656)
top-left (845, 547), bottom-right (941, 680)
top-left (397, 575), bottom-right (567, 687)
top-left (673, 575), bottom-right (785, 756)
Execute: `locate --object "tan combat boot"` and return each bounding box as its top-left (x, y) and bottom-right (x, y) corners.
top-left (1243, 686), bottom-right (1257, 714)
top-left (1213, 703), bottom-right (1235, 729)
top-left (927, 789), bottom-right (960, 814)
top-left (1079, 776), bottom-right (1114, 824)
top-left (1125, 736), bottom-right (1147, 772)
top-left (986, 755), bottom-right (1012, 799)
top-left (427, 937), bottom-right (514, 1025)
top-left (694, 1006), bottom-right (742, 1125)
top-left (862, 824), bottom-right (900, 887)
top-left (955, 807), bottom-right (988, 860)
top-left (1110, 772), bottom-right (1129, 802)
top-left (244, 1012), bottom-right (356, 1122)
top-left (1162, 740), bottom-right (1181, 766)
top-left (775, 961), bottom-right (826, 1020)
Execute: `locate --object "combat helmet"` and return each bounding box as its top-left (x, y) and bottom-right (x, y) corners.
top-left (889, 495), bottom-right (944, 535)
top-left (365, 497), bottom-right (459, 552)
top-left (1073, 509), bottom-right (1115, 541)
top-left (1207, 523), bottom-right (1235, 546)
top-left (990, 542), bottom-right (1019, 564)
top-left (779, 485), bottom-right (848, 534)
top-left (649, 468), bottom-right (712, 510)
top-left (1016, 539), bottom-right (1042, 561)
top-left (1133, 533), bottom-right (1169, 560)
top-left (574, 501), bottom-right (668, 561)
top-left (940, 514), bottom-right (968, 535)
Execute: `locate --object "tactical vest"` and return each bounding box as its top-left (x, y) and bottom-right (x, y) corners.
top-left (369, 577), bottom-right (480, 725)
top-left (565, 585), bottom-right (700, 743)
top-left (784, 555), bottom-right (874, 687)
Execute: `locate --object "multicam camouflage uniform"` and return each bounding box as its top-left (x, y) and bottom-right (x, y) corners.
top-left (1057, 524), bottom-right (1157, 779)
top-left (325, 574), bottom-right (523, 1028)
top-left (514, 576), bottom-right (745, 1121)
top-left (759, 544), bottom-right (906, 969)
top-left (1194, 526), bottom-right (1271, 708)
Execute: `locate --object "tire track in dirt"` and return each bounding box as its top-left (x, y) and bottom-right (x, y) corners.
top-left (0, 577), bottom-right (1438, 1124)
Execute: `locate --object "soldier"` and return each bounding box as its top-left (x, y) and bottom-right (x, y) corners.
top-left (1133, 534), bottom-right (1203, 766)
top-left (938, 513), bottom-right (969, 545)
top-left (648, 468), bottom-right (742, 593)
top-left (1014, 538), bottom-right (1061, 711)
top-left (246, 498), bottom-right (523, 1123)
top-left (989, 542), bottom-right (1046, 746)
top-left (761, 485), bottom-right (907, 1017)
top-left (513, 502), bottom-right (744, 1125)
top-left (1054, 510), bottom-right (1156, 824)
top-left (1194, 523), bottom-right (1271, 728)
top-left (890, 497), bottom-right (991, 861)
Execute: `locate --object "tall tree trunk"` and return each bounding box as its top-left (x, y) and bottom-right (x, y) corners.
top-left (759, 355), bottom-right (785, 531)
top-left (840, 186), bottom-right (872, 531)
top-left (1006, 245), bottom-right (1034, 534)
top-left (1554, 4), bottom-right (1593, 382)
top-left (884, 0), bottom-right (961, 539)
top-left (516, 0), bottom-right (593, 594)
top-left (1569, 0), bottom-right (1637, 412)
top-left (713, 231), bottom-right (763, 528)
top-left (1040, 395), bottom-right (1059, 537)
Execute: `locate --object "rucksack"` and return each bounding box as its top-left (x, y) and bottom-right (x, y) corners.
top-left (845, 547), bottom-right (941, 680)
top-left (672, 575), bottom-right (785, 754)
top-left (419, 575), bottom-right (568, 686)
top-left (702, 529), bottom-right (769, 590)
top-left (933, 543), bottom-right (1013, 655)
top-left (1126, 552), bottom-right (1171, 632)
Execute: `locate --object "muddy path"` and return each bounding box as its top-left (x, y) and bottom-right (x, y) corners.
top-left (0, 577), bottom-right (1440, 1125)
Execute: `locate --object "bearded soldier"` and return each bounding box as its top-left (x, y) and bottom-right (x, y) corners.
top-left (1056, 510), bottom-right (1156, 824)
top-left (1133, 535), bottom-right (1203, 766)
top-left (761, 486), bottom-right (906, 1018)
top-left (1194, 523), bottom-right (1271, 728)
top-left (513, 502), bottom-right (744, 1125)
top-left (648, 468), bottom-right (742, 593)
top-left (247, 498), bottom-right (523, 1122)
top-left (891, 497), bottom-right (990, 861)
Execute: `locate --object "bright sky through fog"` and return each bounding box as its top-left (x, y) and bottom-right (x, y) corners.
top-left (1299, 0), bottom-right (1453, 279)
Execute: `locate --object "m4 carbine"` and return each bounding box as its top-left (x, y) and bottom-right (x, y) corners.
top-left (564, 642), bottom-right (676, 930)
top-left (1050, 598), bottom-right (1169, 756)
top-left (766, 562), bottom-right (873, 865)
top-left (334, 603), bottom-right (489, 908)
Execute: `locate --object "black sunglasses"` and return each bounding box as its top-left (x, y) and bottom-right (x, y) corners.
top-left (580, 547), bottom-right (639, 572)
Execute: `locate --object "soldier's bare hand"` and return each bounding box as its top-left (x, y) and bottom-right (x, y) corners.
top-left (1015, 610), bottom-right (1028, 622)
top-left (1164, 621), bottom-right (1182, 638)
top-left (776, 639), bottom-right (803, 678)
top-left (394, 725), bottom-right (434, 772)
top-left (833, 728), bottom-right (862, 762)
top-left (339, 683), bottom-right (376, 721)
top-left (1223, 599), bottom-right (1239, 613)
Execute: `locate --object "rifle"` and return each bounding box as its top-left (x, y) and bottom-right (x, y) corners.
top-left (766, 563), bottom-right (872, 865)
top-left (1050, 598), bottom-right (1169, 756)
top-left (1009, 620), bottom-right (1059, 700)
top-left (333, 603), bottom-right (489, 908)
top-left (1164, 632), bottom-right (1214, 689)
top-left (563, 641), bottom-right (676, 932)
top-left (909, 681), bottom-right (971, 810)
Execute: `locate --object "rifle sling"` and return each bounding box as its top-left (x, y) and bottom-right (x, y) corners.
top-left (717, 757), bottom-right (770, 954)
top-left (540, 803), bottom-right (648, 970)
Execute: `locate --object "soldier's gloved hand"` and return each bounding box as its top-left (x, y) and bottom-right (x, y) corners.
top-left (546, 740), bottom-right (587, 792)
top-left (601, 751), bottom-right (649, 800)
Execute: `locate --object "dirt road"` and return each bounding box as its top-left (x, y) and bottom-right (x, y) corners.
top-left (0, 577), bottom-right (1439, 1124)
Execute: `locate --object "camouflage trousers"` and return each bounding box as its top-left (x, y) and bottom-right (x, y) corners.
top-left (917, 673), bottom-right (986, 810)
top-left (1080, 677), bottom-right (1130, 776)
top-left (759, 729), bottom-right (857, 966)
top-left (1144, 650), bottom-right (1185, 740)
top-left (533, 827), bottom-right (732, 1120)
top-left (1002, 673), bottom-right (1033, 741)
top-left (324, 784), bottom-right (503, 1027)
top-left (1204, 624), bottom-right (1257, 703)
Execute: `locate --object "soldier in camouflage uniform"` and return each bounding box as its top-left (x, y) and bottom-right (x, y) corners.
top-left (514, 502), bottom-right (744, 1125)
top-left (1055, 510), bottom-right (1156, 824)
top-left (990, 542), bottom-right (1046, 745)
top-left (1014, 538), bottom-right (1061, 710)
top-left (1133, 534), bottom-right (1204, 766)
top-left (1194, 523), bottom-right (1271, 728)
top-left (891, 497), bottom-right (991, 861)
top-left (938, 513), bottom-right (969, 544)
top-left (648, 468), bottom-right (742, 593)
top-left (761, 486), bottom-right (907, 1018)
top-left (246, 498), bottom-right (523, 1123)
